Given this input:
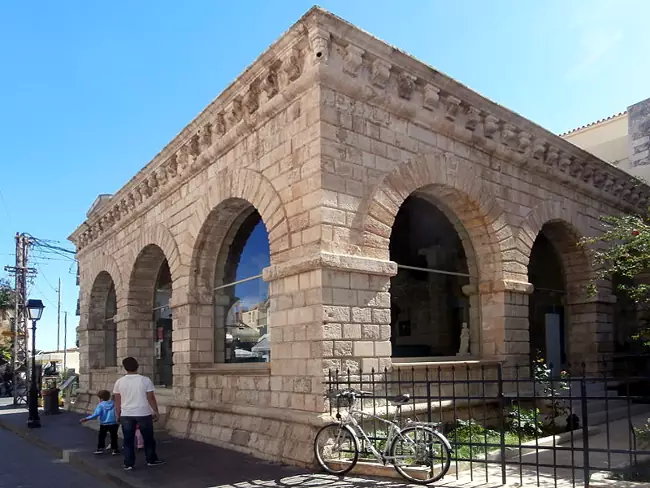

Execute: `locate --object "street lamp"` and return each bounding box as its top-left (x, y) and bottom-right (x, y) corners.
top-left (26, 299), bottom-right (44, 429)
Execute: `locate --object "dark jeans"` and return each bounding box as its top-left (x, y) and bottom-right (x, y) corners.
top-left (120, 416), bottom-right (158, 467)
top-left (98, 423), bottom-right (119, 450)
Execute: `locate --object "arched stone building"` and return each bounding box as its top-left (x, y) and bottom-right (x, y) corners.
top-left (68, 8), bottom-right (650, 466)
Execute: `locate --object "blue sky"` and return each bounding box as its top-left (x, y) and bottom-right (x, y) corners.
top-left (0, 0), bottom-right (648, 350)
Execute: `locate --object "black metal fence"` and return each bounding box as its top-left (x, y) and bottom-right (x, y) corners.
top-left (325, 359), bottom-right (650, 487)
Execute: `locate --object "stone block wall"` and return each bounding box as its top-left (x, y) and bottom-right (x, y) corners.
top-left (629, 97), bottom-right (650, 169)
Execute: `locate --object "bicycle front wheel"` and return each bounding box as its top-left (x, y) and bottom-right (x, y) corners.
top-left (390, 426), bottom-right (452, 485)
top-left (314, 423), bottom-right (359, 475)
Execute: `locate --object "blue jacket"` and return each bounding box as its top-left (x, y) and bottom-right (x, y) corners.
top-left (85, 400), bottom-right (117, 425)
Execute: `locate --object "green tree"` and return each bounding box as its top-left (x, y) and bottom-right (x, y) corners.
top-left (581, 213), bottom-right (650, 348)
top-left (0, 278), bottom-right (14, 362)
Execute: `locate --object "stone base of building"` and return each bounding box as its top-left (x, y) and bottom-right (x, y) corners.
top-left (68, 388), bottom-right (325, 467)
top-left (164, 402), bottom-right (325, 467)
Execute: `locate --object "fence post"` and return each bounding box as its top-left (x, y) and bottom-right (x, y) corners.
top-left (580, 366), bottom-right (590, 487)
top-left (498, 363), bottom-right (506, 485)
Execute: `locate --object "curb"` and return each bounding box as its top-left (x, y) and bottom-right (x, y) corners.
top-left (0, 415), bottom-right (148, 488)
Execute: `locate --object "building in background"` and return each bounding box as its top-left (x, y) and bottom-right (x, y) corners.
top-left (562, 97), bottom-right (650, 181)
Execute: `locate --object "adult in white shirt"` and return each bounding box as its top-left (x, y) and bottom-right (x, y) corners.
top-left (113, 357), bottom-right (165, 470)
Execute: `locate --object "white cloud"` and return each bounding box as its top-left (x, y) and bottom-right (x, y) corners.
top-left (566, 28), bottom-right (623, 81)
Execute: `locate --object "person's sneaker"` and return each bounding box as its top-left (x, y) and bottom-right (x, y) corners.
top-left (112, 450), bottom-right (120, 456)
top-left (123, 466), bottom-right (133, 471)
top-left (93, 449), bottom-right (104, 455)
top-left (147, 460), bottom-right (166, 467)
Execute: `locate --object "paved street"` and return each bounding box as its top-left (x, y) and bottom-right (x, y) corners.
top-left (0, 423), bottom-right (113, 488)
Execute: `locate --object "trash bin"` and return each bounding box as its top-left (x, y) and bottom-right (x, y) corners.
top-left (42, 388), bottom-right (60, 414)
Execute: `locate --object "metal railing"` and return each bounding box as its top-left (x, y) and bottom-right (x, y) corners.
top-left (325, 359), bottom-right (650, 487)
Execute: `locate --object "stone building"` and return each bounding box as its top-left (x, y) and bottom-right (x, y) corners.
top-left (562, 97), bottom-right (650, 180)
top-left (68, 8), bottom-right (650, 465)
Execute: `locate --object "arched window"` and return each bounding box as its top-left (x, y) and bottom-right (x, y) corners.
top-left (104, 283), bottom-right (117, 367)
top-left (389, 195), bottom-right (471, 358)
top-left (528, 231), bottom-right (566, 371)
top-left (153, 260), bottom-right (173, 387)
top-left (214, 209), bottom-right (270, 363)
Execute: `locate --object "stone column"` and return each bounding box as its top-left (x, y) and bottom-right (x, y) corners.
top-left (479, 280), bottom-right (534, 379)
top-left (117, 309), bottom-right (154, 378)
top-left (566, 292), bottom-right (616, 374)
top-left (262, 252), bottom-right (397, 415)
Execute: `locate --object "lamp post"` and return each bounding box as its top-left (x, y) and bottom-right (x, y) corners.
top-left (26, 299), bottom-right (44, 429)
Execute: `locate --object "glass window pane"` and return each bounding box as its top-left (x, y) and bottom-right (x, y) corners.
top-left (215, 277), bottom-right (269, 363)
top-left (214, 210), bottom-right (271, 363)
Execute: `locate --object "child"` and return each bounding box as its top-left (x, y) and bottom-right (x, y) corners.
top-left (80, 390), bottom-right (120, 455)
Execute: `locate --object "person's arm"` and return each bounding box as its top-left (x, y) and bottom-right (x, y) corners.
top-left (80, 404), bottom-right (102, 423)
top-left (113, 380), bottom-right (121, 421)
top-left (145, 378), bottom-right (159, 421)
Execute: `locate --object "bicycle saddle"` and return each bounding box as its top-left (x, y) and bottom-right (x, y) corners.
top-left (391, 393), bottom-right (411, 405)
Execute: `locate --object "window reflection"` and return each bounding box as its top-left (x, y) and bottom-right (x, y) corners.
top-left (154, 261), bottom-right (173, 387)
top-left (104, 283), bottom-right (117, 367)
top-left (215, 211), bottom-right (270, 363)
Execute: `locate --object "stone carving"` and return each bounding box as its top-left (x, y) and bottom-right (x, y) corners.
top-left (370, 59), bottom-right (391, 88)
top-left (443, 95), bottom-right (461, 122)
top-left (518, 131), bottom-right (532, 153)
top-left (309, 28), bottom-right (330, 64)
top-left (397, 72), bottom-right (416, 100)
top-left (483, 115), bottom-right (499, 139)
top-left (592, 171), bottom-right (605, 188)
top-left (465, 106), bottom-right (481, 131)
top-left (167, 154), bottom-right (178, 177)
top-left (558, 155), bottom-right (571, 173)
top-left (546, 147), bottom-right (559, 167)
top-left (199, 123), bottom-right (212, 151)
top-left (244, 85), bottom-right (260, 115)
top-left (214, 113), bottom-right (226, 137)
top-left (157, 166), bottom-right (168, 186)
top-left (283, 47), bottom-right (302, 81)
top-left (501, 123), bottom-right (517, 146)
top-left (189, 134), bottom-right (200, 157)
top-left (569, 158), bottom-right (582, 178)
top-left (457, 322), bottom-right (470, 357)
top-left (423, 84), bottom-right (440, 111)
top-left (148, 173), bottom-right (159, 193)
top-left (262, 68), bottom-right (279, 99)
top-left (532, 141), bottom-right (546, 160)
top-left (229, 97), bottom-right (243, 126)
top-left (342, 44), bottom-right (364, 76)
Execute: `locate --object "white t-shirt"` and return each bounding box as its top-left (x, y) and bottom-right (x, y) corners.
top-left (113, 374), bottom-right (155, 417)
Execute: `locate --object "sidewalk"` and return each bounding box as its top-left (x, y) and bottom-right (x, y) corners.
top-left (0, 402), bottom-right (306, 488)
top-left (0, 400), bottom-right (646, 488)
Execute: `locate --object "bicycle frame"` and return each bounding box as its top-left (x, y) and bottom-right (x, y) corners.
top-left (336, 404), bottom-right (433, 465)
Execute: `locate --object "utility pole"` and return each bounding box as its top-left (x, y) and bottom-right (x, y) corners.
top-left (4, 233), bottom-right (36, 405)
top-left (63, 311), bottom-right (67, 375)
top-left (56, 278), bottom-right (61, 351)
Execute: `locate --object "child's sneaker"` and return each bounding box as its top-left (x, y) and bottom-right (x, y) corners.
top-left (112, 450), bottom-right (120, 456)
top-left (123, 465), bottom-right (133, 471)
top-left (93, 449), bottom-right (104, 455)
top-left (147, 460), bottom-right (166, 467)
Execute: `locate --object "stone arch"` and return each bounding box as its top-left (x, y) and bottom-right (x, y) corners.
top-left (359, 152), bottom-right (513, 284)
top-left (187, 168), bottom-right (288, 303)
top-left (125, 223), bottom-right (186, 305)
top-left (518, 200), bottom-right (600, 369)
top-left (87, 270), bottom-right (118, 369)
top-left (86, 253), bottom-right (125, 308)
top-left (515, 199), bottom-right (594, 269)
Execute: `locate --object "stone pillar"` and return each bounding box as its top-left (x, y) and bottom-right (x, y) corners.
top-left (262, 252), bottom-right (397, 414)
top-left (171, 301), bottom-right (213, 398)
top-left (117, 309), bottom-right (154, 378)
top-left (479, 280), bottom-right (534, 379)
top-left (566, 292), bottom-right (616, 374)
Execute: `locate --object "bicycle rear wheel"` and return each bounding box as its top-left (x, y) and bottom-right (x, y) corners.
top-left (314, 423), bottom-right (359, 475)
top-left (390, 426), bottom-right (451, 484)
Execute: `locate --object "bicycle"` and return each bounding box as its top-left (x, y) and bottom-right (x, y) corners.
top-left (314, 388), bottom-right (453, 485)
